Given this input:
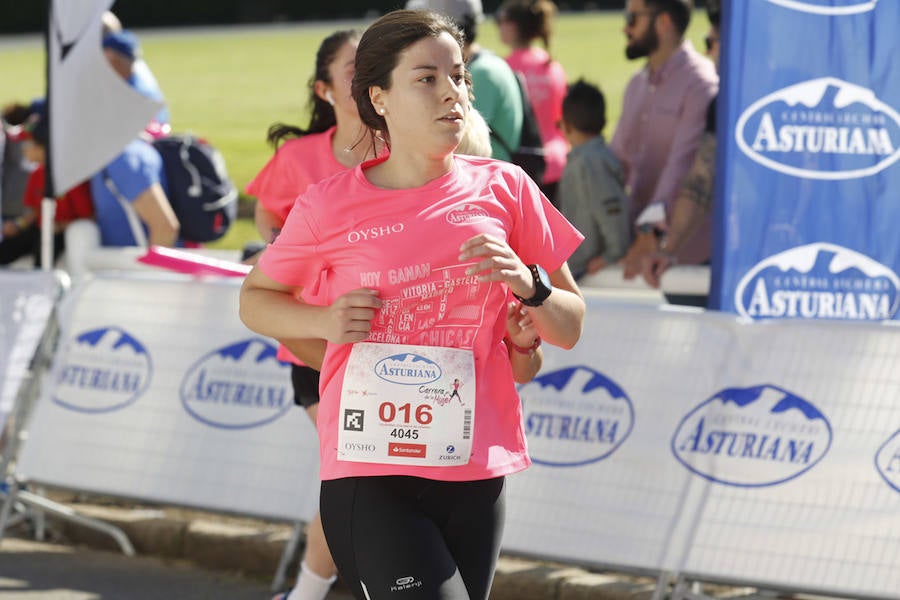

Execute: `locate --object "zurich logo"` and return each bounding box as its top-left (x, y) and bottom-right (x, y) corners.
top-left (375, 353), bottom-right (441, 385)
top-left (875, 429), bottom-right (900, 495)
top-left (735, 243), bottom-right (900, 321)
top-left (519, 366), bottom-right (634, 467)
top-left (672, 384), bottom-right (832, 487)
top-left (53, 326), bottom-right (152, 413)
top-left (180, 338), bottom-right (292, 429)
top-left (764, 0), bottom-right (877, 15)
top-left (736, 77), bottom-right (900, 180)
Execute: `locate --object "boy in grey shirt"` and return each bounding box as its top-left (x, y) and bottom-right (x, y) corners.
top-left (557, 79), bottom-right (630, 280)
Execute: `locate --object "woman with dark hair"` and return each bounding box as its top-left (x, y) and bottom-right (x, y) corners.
top-left (246, 29), bottom-right (375, 600)
top-left (248, 29), bottom-right (377, 249)
top-left (240, 9), bottom-right (585, 599)
top-left (495, 0), bottom-right (568, 203)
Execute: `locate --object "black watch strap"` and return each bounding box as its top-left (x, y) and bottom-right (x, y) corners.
top-left (514, 264), bottom-right (552, 307)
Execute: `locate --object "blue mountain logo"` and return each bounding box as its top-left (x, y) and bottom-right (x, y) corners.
top-left (180, 338), bottom-right (292, 429)
top-left (375, 353), bottom-right (442, 385)
top-left (763, 0), bottom-right (877, 15)
top-left (736, 77), bottom-right (900, 179)
top-left (735, 243), bottom-right (900, 321)
top-left (519, 366), bottom-right (635, 467)
top-left (875, 429), bottom-right (900, 495)
top-left (672, 384), bottom-right (832, 487)
top-left (53, 326), bottom-right (152, 413)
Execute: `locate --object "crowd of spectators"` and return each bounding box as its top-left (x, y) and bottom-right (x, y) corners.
top-left (2, 1), bottom-right (721, 306)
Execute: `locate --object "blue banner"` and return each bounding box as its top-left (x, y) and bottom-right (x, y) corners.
top-left (711, 0), bottom-right (900, 321)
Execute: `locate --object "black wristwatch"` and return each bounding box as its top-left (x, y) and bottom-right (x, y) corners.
top-left (514, 264), bottom-right (552, 307)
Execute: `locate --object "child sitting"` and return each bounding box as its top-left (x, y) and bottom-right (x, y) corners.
top-left (556, 79), bottom-right (630, 280)
top-left (0, 111), bottom-right (93, 266)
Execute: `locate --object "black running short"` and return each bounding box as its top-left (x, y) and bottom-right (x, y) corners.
top-left (320, 475), bottom-right (506, 600)
top-left (291, 364), bottom-right (320, 408)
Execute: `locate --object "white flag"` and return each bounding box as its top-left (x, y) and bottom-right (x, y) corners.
top-left (49, 0), bottom-right (162, 195)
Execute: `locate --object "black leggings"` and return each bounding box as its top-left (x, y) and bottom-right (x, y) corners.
top-left (320, 475), bottom-right (505, 600)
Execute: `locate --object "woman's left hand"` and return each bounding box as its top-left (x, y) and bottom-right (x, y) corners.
top-left (459, 233), bottom-right (532, 297)
top-left (506, 301), bottom-right (538, 348)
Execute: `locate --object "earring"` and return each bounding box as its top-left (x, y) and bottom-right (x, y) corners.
top-left (379, 108), bottom-right (386, 115)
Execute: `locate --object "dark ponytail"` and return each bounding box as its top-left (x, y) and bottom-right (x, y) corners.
top-left (267, 29), bottom-right (360, 149)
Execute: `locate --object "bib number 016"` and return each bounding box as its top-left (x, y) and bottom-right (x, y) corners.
top-left (379, 401), bottom-right (433, 425)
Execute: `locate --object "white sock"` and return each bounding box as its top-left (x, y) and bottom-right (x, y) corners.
top-left (285, 560), bottom-right (337, 600)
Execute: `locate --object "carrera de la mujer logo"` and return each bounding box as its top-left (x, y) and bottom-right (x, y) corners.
top-left (735, 243), bottom-right (900, 321)
top-left (736, 77), bottom-right (900, 180)
top-left (180, 338), bottom-right (292, 429)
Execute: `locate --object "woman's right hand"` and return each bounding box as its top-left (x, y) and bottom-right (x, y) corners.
top-left (325, 288), bottom-right (382, 344)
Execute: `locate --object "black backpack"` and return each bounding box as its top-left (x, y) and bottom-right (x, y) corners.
top-left (152, 134), bottom-right (238, 243)
top-left (490, 72), bottom-right (547, 185)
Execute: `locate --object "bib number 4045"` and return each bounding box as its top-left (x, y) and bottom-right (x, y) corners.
top-left (379, 401), bottom-right (433, 425)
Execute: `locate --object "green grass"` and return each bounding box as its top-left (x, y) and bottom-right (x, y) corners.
top-left (0, 12), bottom-right (711, 250)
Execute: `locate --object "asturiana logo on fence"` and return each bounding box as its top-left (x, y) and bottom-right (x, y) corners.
top-left (671, 384), bottom-right (832, 487)
top-left (180, 338), bottom-right (292, 429)
top-left (875, 429), bottom-right (900, 494)
top-left (519, 366), bottom-right (634, 467)
top-left (763, 0), bottom-right (877, 15)
top-left (736, 77), bottom-right (900, 180)
top-left (52, 326), bottom-right (152, 413)
top-left (735, 243), bottom-right (900, 321)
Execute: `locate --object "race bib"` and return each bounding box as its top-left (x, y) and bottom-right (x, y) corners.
top-left (337, 342), bottom-right (475, 467)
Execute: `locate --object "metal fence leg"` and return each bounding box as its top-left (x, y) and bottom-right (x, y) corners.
top-left (9, 487), bottom-right (135, 555)
top-left (671, 575), bottom-right (716, 600)
top-left (0, 480), bottom-right (20, 542)
top-left (271, 520), bottom-right (305, 592)
top-left (650, 571), bottom-right (670, 600)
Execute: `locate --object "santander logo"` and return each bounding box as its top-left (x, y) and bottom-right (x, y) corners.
top-left (736, 77), bottom-right (900, 180)
top-left (763, 0), bottom-right (877, 15)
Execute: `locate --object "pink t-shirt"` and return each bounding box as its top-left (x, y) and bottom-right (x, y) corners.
top-left (245, 127), bottom-right (346, 364)
top-left (506, 47), bottom-right (569, 185)
top-left (245, 127), bottom-right (345, 224)
top-left (258, 155), bottom-right (583, 481)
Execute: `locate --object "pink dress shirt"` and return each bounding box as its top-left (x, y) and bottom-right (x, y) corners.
top-left (611, 41), bottom-right (718, 263)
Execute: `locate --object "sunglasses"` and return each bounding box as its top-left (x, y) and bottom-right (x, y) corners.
top-left (624, 10), bottom-right (657, 28)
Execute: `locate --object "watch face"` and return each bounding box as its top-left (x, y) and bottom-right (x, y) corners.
top-left (534, 264), bottom-right (551, 289)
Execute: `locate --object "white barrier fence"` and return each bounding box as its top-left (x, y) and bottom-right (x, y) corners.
top-left (12, 273), bottom-right (320, 522)
top-left (4, 272), bottom-right (900, 599)
top-left (0, 270), bottom-right (62, 451)
top-left (507, 301), bottom-right (900, 599)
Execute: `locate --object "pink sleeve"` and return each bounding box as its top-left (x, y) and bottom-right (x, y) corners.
top-left (507, 169), bottom-right (584, 272)
top-left (245, 148), bottom-right (300, 223)
top-left (256, 193), bottom-right (328, 293)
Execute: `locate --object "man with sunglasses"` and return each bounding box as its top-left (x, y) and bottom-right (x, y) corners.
top-left (610, 0), bottom-right (718, 287)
